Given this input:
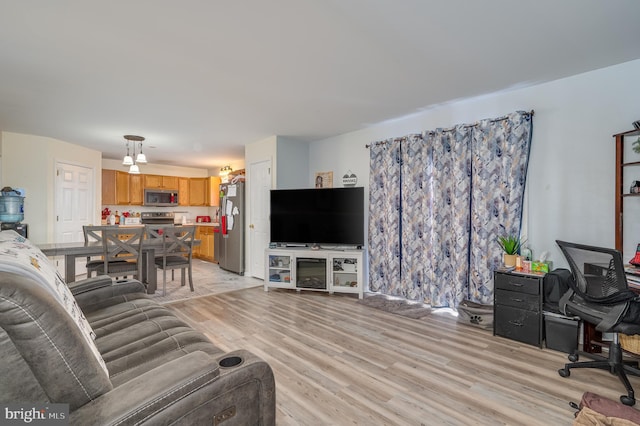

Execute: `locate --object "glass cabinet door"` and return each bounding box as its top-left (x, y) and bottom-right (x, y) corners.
top-left (267, 254), bottom-right (292, 284)
top-left (332, 257), bottom-right (358, 288)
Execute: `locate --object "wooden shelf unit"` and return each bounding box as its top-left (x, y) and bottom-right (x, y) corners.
top-left (614, 128), bottom-right (640, 253)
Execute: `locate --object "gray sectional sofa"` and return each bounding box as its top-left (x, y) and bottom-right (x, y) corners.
top-left (0, 230), bottom-right (275, 425)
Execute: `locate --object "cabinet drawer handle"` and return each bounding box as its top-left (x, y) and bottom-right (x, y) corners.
top-left (510, 298), bottom-right (524, 302)
top-left (508, 281), bottom-right (524, 287)
top-left (508, 320), bottom-right (524, 327)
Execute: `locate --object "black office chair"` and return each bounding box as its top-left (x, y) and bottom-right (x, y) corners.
top-left (556, 240), bottom-right (640, 406)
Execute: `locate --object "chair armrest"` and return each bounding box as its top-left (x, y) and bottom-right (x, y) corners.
top-left (70, 350), bottom-right (276, 426)
top-left (68, 275), bottom-right (113, 296)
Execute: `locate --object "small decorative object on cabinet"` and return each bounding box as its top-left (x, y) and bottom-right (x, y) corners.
top-left (497, 234), bottom-right (525, 268)
top-left (265, 248), bottom-right (364, 298)
top-left (493, 270), bottom-right (544, 348)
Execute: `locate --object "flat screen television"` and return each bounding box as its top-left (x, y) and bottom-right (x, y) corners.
top-left (270, 187), bottom-right (364, 247)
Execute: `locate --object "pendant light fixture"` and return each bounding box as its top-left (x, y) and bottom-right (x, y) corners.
top-left (123, 135), bottom-right (146, 174)
top-left (122, 141), bottom-right (133, 166)
top-left (136, 141), bottom-right (147, 164)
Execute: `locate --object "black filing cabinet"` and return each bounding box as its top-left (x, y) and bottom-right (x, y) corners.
top-left (493, 271), bottom-right (544, 348)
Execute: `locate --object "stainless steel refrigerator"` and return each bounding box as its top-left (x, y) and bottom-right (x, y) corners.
top-left (218, 181), bottom-right (245, 275)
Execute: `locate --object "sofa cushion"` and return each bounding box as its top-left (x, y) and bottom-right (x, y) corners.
top-left (80, 292), bottom-right (226, 386)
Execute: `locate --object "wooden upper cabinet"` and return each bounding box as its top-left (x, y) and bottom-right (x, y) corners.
top-left (162, 176), bottom-right (179, 190)
top-left (143, 174), bottom-right (178, 190)
top-left (189, 178), bottom-right (207, 206)
top-left (115, 171), bottom-right (130, 205)
top-left (103, 169), bottom-right (222, 206)
top-left (144, 174), bottom-right (163, 189)
top-left (178, 177), bottom-right (190, 206)
top-left (208, 176), bottom-right (221, 206)
top-left (102, 169), bottom-right (116, 205)
top-left (129, 174), bottom-right (144, 205)
top-left (102, 169), bottom-right (131, 205)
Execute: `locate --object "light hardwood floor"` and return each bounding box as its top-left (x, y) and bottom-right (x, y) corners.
top-left (167, 285), bottom-right (640, 425)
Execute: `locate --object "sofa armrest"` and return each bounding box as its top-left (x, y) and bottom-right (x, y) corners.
top-left (70, 350), bottom-right (276, 426)
top-left (73, 278), bottom-right (148, 312)
top-left (68, 275), bottom-right (113, 295)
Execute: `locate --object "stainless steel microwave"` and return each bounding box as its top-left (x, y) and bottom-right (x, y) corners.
top-left (144, 189), bottom-right (179, 206)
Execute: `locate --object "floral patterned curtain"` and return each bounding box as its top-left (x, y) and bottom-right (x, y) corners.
top-left (469, 112), bottom-right (533, 304)
top-left (368, 138), bottom-right (402, 294)
top-left (368, 110), bottom-right (532, 306)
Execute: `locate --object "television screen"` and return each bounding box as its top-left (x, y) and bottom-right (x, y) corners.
top-left (270, 187), bottom-right (364, 246)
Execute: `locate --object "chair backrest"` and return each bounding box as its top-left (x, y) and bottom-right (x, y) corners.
top-left (83, 225), bottom-right (115, 244)
top-left (101, 227), bottom-right (145, 269)
top-left (144, 224), bottom-right (165, 240)
top-left (161, 225), bottom-right (195, 259)
top-left (556, 240), bottom-right (632, 303)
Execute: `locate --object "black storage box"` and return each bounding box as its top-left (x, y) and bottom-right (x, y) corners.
top-left (544, 311), bottom-right (579, 353)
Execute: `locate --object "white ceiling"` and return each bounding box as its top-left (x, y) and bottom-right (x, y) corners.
top-left (1, 0), bottom-right (639, 169)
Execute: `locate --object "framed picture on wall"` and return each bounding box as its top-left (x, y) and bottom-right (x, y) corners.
top-left (314, 172), bottom-right (333, 188)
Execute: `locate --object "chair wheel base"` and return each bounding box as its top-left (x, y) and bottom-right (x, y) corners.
top-left (620, 395), bottom-right (635, 406)
top-left (558, 368), bottom-right (570, 378)
top-left (568, 353), bottom-right (579, 362)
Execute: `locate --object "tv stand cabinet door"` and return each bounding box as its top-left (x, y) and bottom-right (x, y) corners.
top-left (265, 250), bottom-right (294, 290)
top-left (329, 251), bottom-right (364, 299)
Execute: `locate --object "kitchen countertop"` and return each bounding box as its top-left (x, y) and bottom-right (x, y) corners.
top-left (189, 222), bottom-right (220, 227)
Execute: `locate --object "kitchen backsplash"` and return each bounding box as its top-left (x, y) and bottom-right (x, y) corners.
top-left (101, 205), bottom-right (220, 224)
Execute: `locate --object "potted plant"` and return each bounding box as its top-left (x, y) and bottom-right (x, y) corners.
top-left (497, 235), bottom-right (525, 267)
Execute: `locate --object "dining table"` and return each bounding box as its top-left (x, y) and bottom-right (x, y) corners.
top-left (38, 235), bottom-right (200, 295)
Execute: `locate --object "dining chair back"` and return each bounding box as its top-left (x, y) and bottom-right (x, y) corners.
top-left (144, 224), bottom-right (165, 241)
top-left (97, 227), bottom-right (145, 280)
top-left (155, 225), bottom-right (196, 296)
top-left (82, 225), bottom-right (126, 277)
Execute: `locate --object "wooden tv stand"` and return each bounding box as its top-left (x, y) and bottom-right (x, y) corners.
top-left (264, 247), bottom-right (365, 298)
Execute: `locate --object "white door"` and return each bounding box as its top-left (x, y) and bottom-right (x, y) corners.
top-left (249, 159), bottom-right (271, 279)
top-left (55, 162), bottom-right (95, 277)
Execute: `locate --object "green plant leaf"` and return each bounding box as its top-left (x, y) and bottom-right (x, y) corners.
top-left (497, 235), bottom-right (525, 255)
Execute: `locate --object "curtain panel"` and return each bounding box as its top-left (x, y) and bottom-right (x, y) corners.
top-left (368, 138), bottom-right (402, 294)
top-left (368, 111), bottom-right (532, 307)
top-left (469, 113), bottom-right (533, 304)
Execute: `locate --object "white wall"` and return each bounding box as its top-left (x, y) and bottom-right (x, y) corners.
top-left (102, 159), bottom-right (209, 177)
top-left (308, 59), bottom-right (640, 267)
top-left (1, 132), bottom-right (103, 244)
top-left (276, 137), bottom-right (309, 189)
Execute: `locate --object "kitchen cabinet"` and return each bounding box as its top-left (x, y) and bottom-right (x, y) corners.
top-left (208, 176), bottom-right (221, 206)
top-left (102, 169), bottom-right (116, 205)
top-left (195, 226), bottom-right (214, 262)
top-left (178, 177), bottom-right (190, 206)
top-left (129, 173), bottom-right (143, 205)
top-left (193, 227), bottom-right (201, 257)
top-left (144, 174), bottom-right (179, 190)
top-left (103, 169), bottom-right (220, 206)
top-left (189, 178), bottom-right (208, 206)
top-left (102, 169), bottom-right (130, 205)
top-left (115, 172), bottom-right (130, 205)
